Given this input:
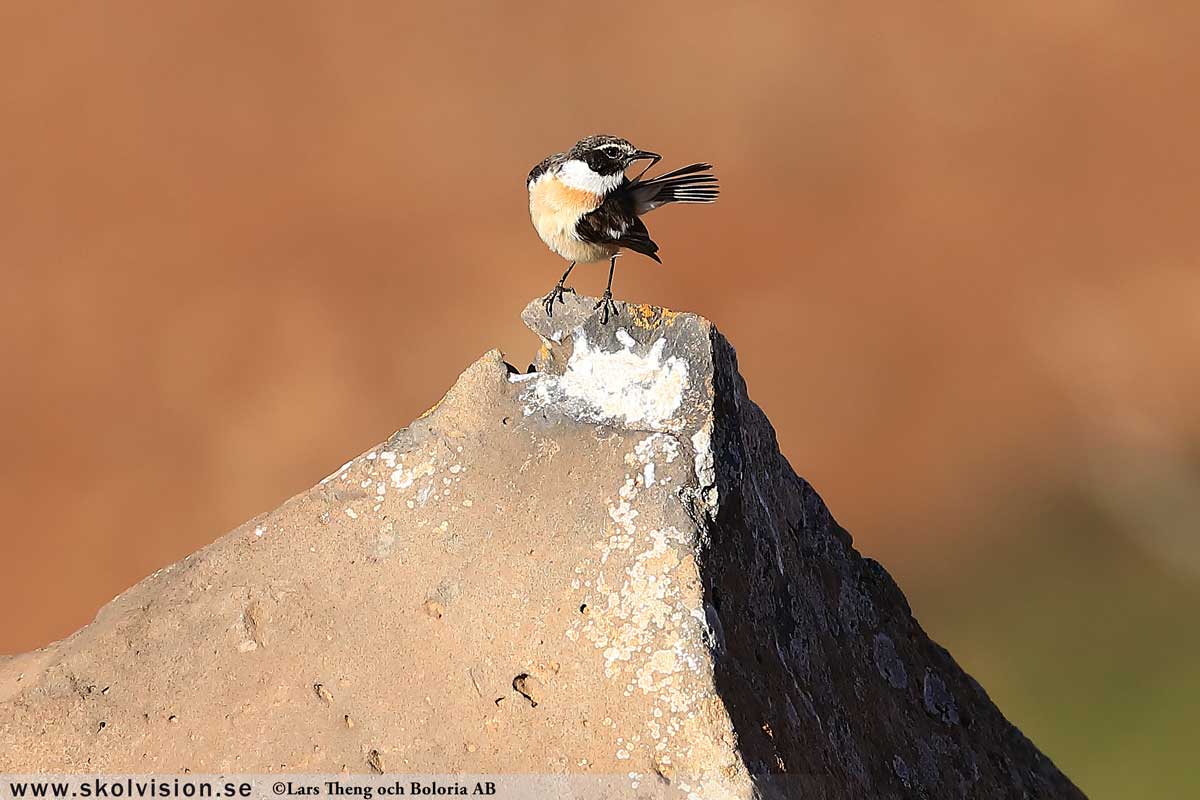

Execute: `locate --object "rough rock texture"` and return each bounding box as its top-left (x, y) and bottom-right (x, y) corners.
top-left (0, 296), bottom-right (1083, 799)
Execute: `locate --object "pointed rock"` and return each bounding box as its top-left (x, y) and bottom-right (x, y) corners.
top-left (0, 295), bottom-right (1082, 798)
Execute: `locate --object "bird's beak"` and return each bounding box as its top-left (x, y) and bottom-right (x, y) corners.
top-left (629, 150), bottom-right (661, 181)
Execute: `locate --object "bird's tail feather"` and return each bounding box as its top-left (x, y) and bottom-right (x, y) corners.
top-left (630, 162), bottom-right (719, 214)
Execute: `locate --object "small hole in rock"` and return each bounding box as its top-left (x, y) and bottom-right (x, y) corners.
top-left (579, 603), bottom-right (588, 614)
top-left (512, 673), bottom-right (541, 708)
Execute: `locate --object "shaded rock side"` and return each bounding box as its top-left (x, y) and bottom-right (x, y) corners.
top-left (0, 295), bottom-right (1083, 799)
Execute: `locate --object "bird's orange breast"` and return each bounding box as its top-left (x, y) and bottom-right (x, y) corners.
top-left (528, 173), bottom-right (614, 262)
top-left (529, 173), bottom-right (603, 222)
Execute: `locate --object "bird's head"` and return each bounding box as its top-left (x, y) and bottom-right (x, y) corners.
top-left (568, 134), bottom-right (661, 176)
top-left (559, 135), bottom-right (661, 190)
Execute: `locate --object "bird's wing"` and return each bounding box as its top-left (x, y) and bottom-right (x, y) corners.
top-left (576, 190), bottom-right (662, 263)
top-left (628, 162), bottom-right (719, 214)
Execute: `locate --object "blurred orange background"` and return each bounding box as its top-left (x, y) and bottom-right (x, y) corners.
top-left (3, 2), bottom-right (1198, 796)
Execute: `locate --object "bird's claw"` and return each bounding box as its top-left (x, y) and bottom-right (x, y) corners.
top-left (593, 291), bottom-right (619, 324)
top-left (541, 283), bottom-right (576, 317)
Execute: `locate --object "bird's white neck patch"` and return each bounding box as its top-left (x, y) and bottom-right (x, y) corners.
top-left (557, 159), bottom-right (624, 194)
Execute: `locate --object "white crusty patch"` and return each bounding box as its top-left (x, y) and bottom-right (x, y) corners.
top-left (522, 328), bottom-right (689, 430)
top-left (564, 437), bottom-right (741, 800)
top-left (627, 433), bottom-right (681, 490)
top-left (633, 432), bottom-right (680, 465)
top-left (690, 422), bottom-right (719, 510)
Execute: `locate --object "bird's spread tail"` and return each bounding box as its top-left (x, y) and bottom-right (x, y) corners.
top-left (629, 162), bottom-right (719, 214)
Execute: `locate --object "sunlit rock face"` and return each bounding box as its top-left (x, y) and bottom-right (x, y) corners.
top-left (0, 295), bottom-right (1082, 800)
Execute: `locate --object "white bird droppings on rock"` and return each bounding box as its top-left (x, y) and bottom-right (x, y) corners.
top-left (521, 328), bottom-right (689, 431)
top-left (689, 422), bottom-right (718, 511)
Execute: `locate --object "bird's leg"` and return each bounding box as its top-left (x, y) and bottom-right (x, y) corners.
top-left (593, 255), bottom-right (620, 324)
top-left (541, 261), bottom-right (577, 317)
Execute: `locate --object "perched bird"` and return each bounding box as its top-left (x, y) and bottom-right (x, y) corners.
top-left (527, 135), bottom-right (718, 322)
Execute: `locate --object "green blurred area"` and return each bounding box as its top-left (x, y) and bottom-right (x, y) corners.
top-left (904, 474), bottom-right (1200, 799)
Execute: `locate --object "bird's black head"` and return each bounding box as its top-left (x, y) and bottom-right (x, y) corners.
top-left (567, 134), bottom-right (661, 177)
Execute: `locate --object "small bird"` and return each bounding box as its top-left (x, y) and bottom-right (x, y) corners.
top-left (527, 134), bottom-right (718, 322)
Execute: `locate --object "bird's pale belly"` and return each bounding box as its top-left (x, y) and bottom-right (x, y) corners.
top-left (528, 174), bottom-right (619, 264)
top-left (534, 222), bottom-right (618, 263)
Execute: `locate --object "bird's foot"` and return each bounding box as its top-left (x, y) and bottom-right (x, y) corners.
top-left (593, 290), bottom-right (619, 324)
top-left (541, 282), bottom-right (576, 317)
